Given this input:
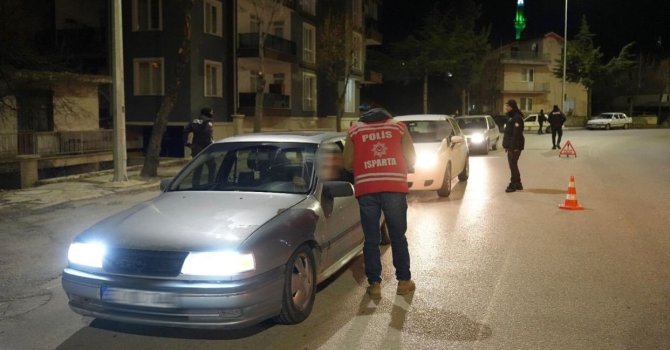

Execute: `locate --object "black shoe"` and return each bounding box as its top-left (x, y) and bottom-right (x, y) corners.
top-left (505, 185), bottom-right (516, 193)
top-left (515, 183), bottom-right (523, 190)
top-left (552, 145), bottom-right (557, 150)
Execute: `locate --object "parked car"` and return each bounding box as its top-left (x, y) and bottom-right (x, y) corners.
top-left (394, 114), bottom-right (469, 197)
top-left (62, 132), bottom-right (364, 329)
top-left (523, 114), bottom-right (551, 133)
top-left (587, 112), bottom-right (632, 130)
top-left (455, 115), bottom-right (501, 155)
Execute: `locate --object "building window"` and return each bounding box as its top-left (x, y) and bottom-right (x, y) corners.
top-left (521, 68), bottom-right (534, 82)
top-left (300, 0), bottom-right (315, 15)
top-left (132, 0), bottom-right (162, 31)
top-left (520, 97), bottom-right (533, 111)
top-left (344, 78), bottom-right (357, 113)
top-left (204, 60), bottom-right (223, 97)
top-left (204, 0), bottom-right (223, 37)
top-left (352, 33), bottom-right (363, 71)
top-left (303, 23), bottom-right (315, 64)
top-left (303, 73), bottom-right (316, 111)
top-left (133, 58), bottom-right (164, 95)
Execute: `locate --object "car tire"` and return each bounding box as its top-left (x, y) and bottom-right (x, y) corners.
top-left (492, 138), bottom-right (498, 151)
top-left (274, 244), bottom-right (316, 325)
top-left (624, 123), bottom-right (629, 130)
top-left (380, 220), bottom-right (391, 245)
top-left (605, 124), bottom-right (611, 130)
top-left (546, 126), bottom-right (551, 133)
top-left (437, 163), bottom-right (452, 197)
top-left (458, 156), bottom-right (469, 182)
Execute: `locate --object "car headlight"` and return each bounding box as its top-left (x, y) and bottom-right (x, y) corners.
top-left (470, 133), bottom-right (485, 144)
top-left (415, 152), bottom-right (439, 170)
top-left (181, 251), bottom-right (255, 276)
top-left (67, 242), bottom-right (106, 268)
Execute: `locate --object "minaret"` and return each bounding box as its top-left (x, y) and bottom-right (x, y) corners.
top-left (514, 0), bottom-right (526, 40)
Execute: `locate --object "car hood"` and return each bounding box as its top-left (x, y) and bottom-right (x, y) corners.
top-left (80, 191), bottom-right (307, 252)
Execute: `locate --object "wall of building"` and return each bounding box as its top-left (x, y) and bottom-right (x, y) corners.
top-left (52, 83), bottom-right (99, 131)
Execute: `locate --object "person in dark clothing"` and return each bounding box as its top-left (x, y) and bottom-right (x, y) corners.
top-left (537, 109), bottom-right (546, 134)
top-left (502, 99), bottom-right (525, 193)
top-left (183, 107), bottom-right (214, 157)
top-left (548, 105), bottom-right (567, 149)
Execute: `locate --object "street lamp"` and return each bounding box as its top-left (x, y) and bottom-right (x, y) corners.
top-left (561, 0), bottom-right (568, 112)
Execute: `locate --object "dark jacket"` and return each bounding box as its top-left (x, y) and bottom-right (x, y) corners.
top-left (183, 115), bottom-right (214, 149)
top-left (548, 111), bottom-right (566, 129)
top-left (502, 109), bottom-right (525, 150)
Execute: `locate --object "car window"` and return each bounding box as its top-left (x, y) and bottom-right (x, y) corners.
top-left (456, 118), bottom-right (487, 130)
top-left (316, 142), bottom-right (347, 182)
top-left (402, 120), bottom-right (452, 143)
top-left (169, 142), bottom-right (317, 194)
top-left (599, 114), bottom-right (613, 119)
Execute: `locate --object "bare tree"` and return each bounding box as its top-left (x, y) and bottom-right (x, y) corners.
top-left (318, 11), bottom-right (355, 132)
top-left (140, 0), bottom-right (194, 178)
top-left (249, 0), bottom-right (284, 132)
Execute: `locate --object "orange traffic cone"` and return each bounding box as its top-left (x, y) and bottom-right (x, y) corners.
top-left (559, 176), bottom-right (584, 210)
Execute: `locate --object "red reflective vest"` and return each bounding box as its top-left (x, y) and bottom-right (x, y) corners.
top-left (347, 119), bottom-right (409, 197)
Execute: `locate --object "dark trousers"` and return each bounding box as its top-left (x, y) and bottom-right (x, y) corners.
top-left (507, 149), bottom-right (522, 185)
top-left (358, 192), bottom-right (411, 284)
top-left (538, 122), bottom-right (544, 134)
top-left (551, 127), bottom-right (563, 147)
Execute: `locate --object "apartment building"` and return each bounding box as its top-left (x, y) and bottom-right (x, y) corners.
top-left (478, 32), bottom-right (587, 116)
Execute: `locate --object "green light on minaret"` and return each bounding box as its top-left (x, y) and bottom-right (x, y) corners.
top-left (515, 0), bottom-right (526, 40)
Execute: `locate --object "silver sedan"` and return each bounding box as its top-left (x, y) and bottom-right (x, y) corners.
top-left (62, 132), bottom-right (364, 329)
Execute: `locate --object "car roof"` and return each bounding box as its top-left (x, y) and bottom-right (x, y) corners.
top-left (215, 131), bottom-right (345, 144)
top-left (455, 115), bottom-right (492, 119)
top-left (394, 114), bottom-right (452, 121)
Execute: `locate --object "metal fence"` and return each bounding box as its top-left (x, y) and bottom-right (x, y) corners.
top-left (0, 130), bottom-right (114, 157)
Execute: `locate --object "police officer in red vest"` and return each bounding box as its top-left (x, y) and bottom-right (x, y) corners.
top-left (343, 107), bottom-right (416, 300)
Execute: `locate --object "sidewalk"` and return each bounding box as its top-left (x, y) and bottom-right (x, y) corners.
top-left (0, 159), bottom-right (188, 211)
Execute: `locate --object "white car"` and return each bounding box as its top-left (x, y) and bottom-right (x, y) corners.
top-left (587, 112), bottom-right (632, 130)
top-left (455, 115), bottom-right (501, 155)
top-left (523, 114), bottom-right (551, 133)
top-left (394, 114), bottom-right (469, 197)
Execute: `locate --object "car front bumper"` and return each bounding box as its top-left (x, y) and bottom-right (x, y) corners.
top-left (61, 265), bottom-right (285, 329)
top-left (407, 166), bottom-right (446, 191)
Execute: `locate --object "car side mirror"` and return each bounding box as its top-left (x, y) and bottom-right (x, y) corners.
top-left (323, 181), bottom-right (354, 198)
top-left (451, 135), bottom-right (465, 144)
top-left (160, 178), bottom-right (173, 192)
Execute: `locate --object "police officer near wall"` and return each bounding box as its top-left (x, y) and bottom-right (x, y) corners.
top-left (343, 107), bottom-right (416, 300)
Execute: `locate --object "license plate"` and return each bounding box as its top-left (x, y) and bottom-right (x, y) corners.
top-left (101, 286), bottom-right (177, 308)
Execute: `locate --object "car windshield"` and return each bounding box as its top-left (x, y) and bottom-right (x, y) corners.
top-left (168, 142), bottom-right (317, 194)
top-left (598, 114), bottom-right (613, 119)
top-left (402, 120), bottom-right (452, 143)
top-left (456, 118), bottom-right (487, 129)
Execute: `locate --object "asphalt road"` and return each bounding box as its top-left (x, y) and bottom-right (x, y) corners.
top-left (1, 129), bottom-right (669, 349)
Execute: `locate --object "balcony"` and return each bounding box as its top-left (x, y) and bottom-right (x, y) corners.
top-left (500, 51), bottom-right (551, 65)
top-left (238, 33), bottom-right (297, 62)
top-left (238, 93), bottom-right (291, 116)
top-left (0, 130), bottom-right (114, 158)
top-left (501, 81), bottom-right (550, 94)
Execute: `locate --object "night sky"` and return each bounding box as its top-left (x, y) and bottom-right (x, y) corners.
top-left (381, 0), bottom-right (670, 58)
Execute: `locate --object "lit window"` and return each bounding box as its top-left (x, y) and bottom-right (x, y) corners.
top-left (303, 73), bottom-right (316, 111)
top-left (344, 78), bottom-right (357, 113)
top-left (204, 0), bottom-right (223, 37)
top-left (132, 0), bottom-right (162, 31)
top-left (134, 58), bottom-right (164, 95)
top-left (303, 23), bottom-right (315, 63)
top-left (204, 60), bottom-right (223, 97)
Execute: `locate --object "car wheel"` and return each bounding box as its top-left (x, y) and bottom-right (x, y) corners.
top-left (624, 123), bottom-right (629, 130)
top-left (380, 220), bottom-right (391, 245)
top-left (458, 156), bottom-right (469, 182)
top-left (274, 244), bottom-right (316, 325)
top-left (492, 138), bottom-right (498, 151)
top-left (605, 124), bottom-right (611, 130)
top-left (437, 163), bottom-right (452, 197)
top-left (546, 126), bottom-right (551, 133)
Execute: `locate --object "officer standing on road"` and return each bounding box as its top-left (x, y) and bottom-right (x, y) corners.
top-left (343, 107), bottom-right (416, 300)
top-left (183, 107), bottom-right (214, 157)
top-left (548, 105), bottom-right (567, 150)
top-left (502, 99), bottom-right (525, 193)
top-left (537, 109), bottom-right (546, 135)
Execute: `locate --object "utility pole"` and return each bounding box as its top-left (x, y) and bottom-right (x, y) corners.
top-left (561, 0), bottom-right (568, 112)
top-left (112, 0), bottom-right (127, 181)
